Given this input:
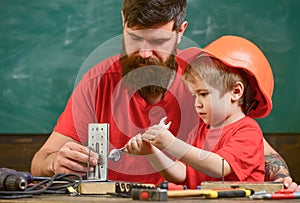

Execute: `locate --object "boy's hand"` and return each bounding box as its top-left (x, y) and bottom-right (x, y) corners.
top-left (142, 125), bottom-right (175, 150)
top-left (125, 133), bottom-right (154, 155)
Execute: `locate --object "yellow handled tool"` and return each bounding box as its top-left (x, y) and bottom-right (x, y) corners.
top-left (168, 188), bottom-right (253, 199)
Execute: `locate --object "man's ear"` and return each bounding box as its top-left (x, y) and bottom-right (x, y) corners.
top-left (177, 21), bottom-right (188, 44)
top-left (231, 81), bottom-right (244, 102)
top-left (121, 11), bottom-right (125, 27)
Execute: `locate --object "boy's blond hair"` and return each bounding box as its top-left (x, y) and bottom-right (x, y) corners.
top-left (183, 54), bottom-right (249, 113)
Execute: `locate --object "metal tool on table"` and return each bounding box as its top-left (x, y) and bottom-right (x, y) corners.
top-left (87, 123), bottom-right (109, 181)
top-left (167, 188), bottom-right (254, 199)
top-left (0, 168), bottom-right (33, 191)
top-left (250, 189), bottom-right (300, 200)
top-left (108, 117), bottom-right (171, 162)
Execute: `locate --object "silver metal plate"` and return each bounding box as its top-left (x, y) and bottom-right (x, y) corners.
top-left (88, 123), bottom-right (109, 181)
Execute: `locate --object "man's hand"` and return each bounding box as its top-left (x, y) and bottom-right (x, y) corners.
top-left (52, 142), bottom-right (98, 175)
top-left (275, 177), bottom-right (300, 192)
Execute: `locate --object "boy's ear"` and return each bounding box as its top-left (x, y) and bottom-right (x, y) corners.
top-left (231, 81), bottom-right (244, 102)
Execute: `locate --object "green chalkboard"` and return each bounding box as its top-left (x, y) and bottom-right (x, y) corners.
top-left (0, 0), bottom-right (299, 133)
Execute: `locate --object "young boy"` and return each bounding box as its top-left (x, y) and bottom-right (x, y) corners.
top-left (125, 35), bottom-right (274, 189)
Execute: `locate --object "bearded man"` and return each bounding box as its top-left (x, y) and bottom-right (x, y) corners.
top-left (31, 0), bottom-right (198, 185)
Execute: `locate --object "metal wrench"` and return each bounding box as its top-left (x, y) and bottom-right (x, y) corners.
top-left (158, 116), bottom-right (171, 129)
top-left (108, 117), bottom-right (171, 162)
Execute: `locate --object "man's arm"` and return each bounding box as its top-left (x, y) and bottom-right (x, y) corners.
top-left (264, 152), bottom-right (290, 181)
top-left (263, 138), bottom-right (290, 181)
top-left (31, 132), bottom-right (98, 176)
top-left (263, 138), bottom-right (300, 191)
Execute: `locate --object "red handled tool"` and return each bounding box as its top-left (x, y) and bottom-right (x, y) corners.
top-left (251, 189), bottom-right (300, 199)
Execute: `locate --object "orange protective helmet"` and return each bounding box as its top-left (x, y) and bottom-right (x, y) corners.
top-left (202, 35), bottom-right (274, 118)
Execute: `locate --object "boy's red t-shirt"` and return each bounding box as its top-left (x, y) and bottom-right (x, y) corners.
top-left (183, 116), bottom-right (265, 189)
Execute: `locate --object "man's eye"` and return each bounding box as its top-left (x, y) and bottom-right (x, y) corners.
top-left (130, 35), bottom-right (142, 42)
top-left (151, 39), bottom-right (166, 45)
top-left (200, 93), bottom-right (208, 97)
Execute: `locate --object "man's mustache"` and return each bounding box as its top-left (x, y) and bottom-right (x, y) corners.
top-left (121, 55), bottom-right (163, 77)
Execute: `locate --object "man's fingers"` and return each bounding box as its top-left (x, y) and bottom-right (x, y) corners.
top-left (283, 176), bottom-right (292, 186)
top-left (66, 142), bottom-right (98, 160)
top-left (275, 176), bottom-right (300, 192)
top-left (53, 142), bottom-right (99, 175)
top-left (71, 149), bottom-right (98, 165)
top-left (54, 154), bottom-right (87, 175)
top-left (288, 182), bottom-right (298, 191)
top-left (63, 142), bottom-right (98, 165)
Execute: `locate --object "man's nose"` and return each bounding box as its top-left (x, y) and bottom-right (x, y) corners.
top-left (139, 42), bottom-right (153, 59)
top-left (139, 49), bottom-right (153, 59)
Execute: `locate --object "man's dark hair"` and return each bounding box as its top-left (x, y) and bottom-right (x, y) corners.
top-left (122, 0), bottom-right (186, 31)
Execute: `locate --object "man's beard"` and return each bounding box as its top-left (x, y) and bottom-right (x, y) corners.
top-left (120, 54), bottom-right (177, 101)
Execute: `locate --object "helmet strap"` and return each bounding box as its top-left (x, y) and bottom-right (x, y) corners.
top-left (245, 100), bottom-right (259, 115)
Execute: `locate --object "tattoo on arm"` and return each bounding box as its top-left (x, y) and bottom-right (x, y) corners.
top-left (265, 153), bottom-right (290, 181)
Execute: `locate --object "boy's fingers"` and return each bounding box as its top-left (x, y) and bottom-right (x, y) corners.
top-left (142, 133), bottom-right (155, 140)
